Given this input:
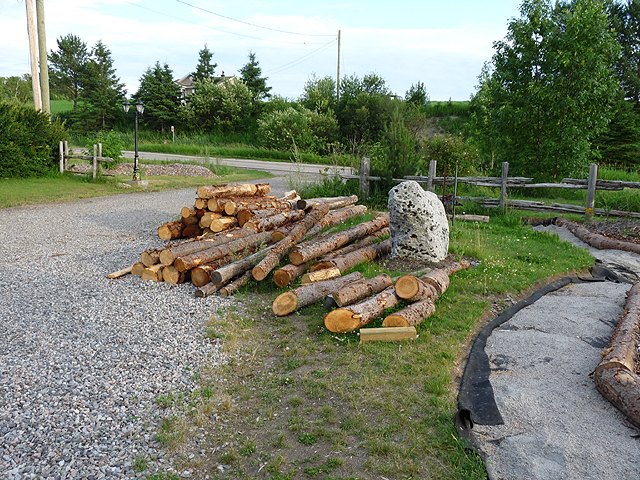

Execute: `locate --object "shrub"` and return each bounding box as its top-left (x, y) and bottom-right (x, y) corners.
top-left (84, 130), bottom-right (124, 167)
top-left (418, 134), bottom-right (479, 177)
top-left (0, 102), bottom-right (68, 178)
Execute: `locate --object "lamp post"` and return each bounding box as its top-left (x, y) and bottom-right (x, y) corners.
top-left (122, 99), bottom-right (145, 182)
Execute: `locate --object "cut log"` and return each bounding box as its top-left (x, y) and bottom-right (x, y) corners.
top-left (174, 231), bottom-right (273, 272)
top-left (312, 227), bottom-right (390, 267)
top-left (224, 197), bottom-right (294, 216)
top-left (158, 220), bottom-right (184, 240)
top-left (290, 213), bottom-right (389, 266)
top-left (211, 217), bottom-right (238, 232)
top-left (311, 239), bottom-right (392, 273)
top-left (141, 263), bottom-right (164, 282)
top-left (395, 259), bottom-right (471, 301)
top-left (272, 222), bottom-right (298, 242)
top-left (447, 214), bottom-right (490, 223)
top-left (328, 273), bottom-right (393, 309)
top-left (301, 267), bottom-right (341, 285)
top-left (244, 209), bottom-right (306, 232)
top-left (272, 271), bottom-right (365, 316)
top-left (324, 286), bottom-right (400, 333)
top-left (199, 211), bottom-right (224, 228)
top-left (182, 215), bottom-right (200, 226)
top-left (297, 195), bottom-right (359, 211)
top-left (210, 244), bottom-right (276, 285)
top-left (273, 263), bottom-right (309, 288)
top-left (207, 197), bottom-right (222, 212)
top-left (196, 183), bottom-right (271, 199)
top-left (382, 299), bottom-right (436, 327)
top-left (219, 271), bottom-right (253, 296)
top-left (107, 265), bottom-right (134, 279)
top-left (159, 227), bottom-right (260, 265)
top-left (189, 245), bottom-right (260, 287)
top-left (237, 207), bottom-right (280, 227)
top-left (359, 326), bottom-right (417, 343)
top-left (141, 248), bottom-right (161, 267)
top-left (195, 282), bottom-right (220, 298)
top-left (194, 198), bottom-right (207, 210)
top-left (182, 225), bottom-right (202, 238)
top-left (131, 262), bottom-right (146, 276)
top-left (302, 205), bottom-right (368, 240)
top-left (252, 204), bottom-right (330, 281)
top-left (162, 265), bottom-right (190, 284)
top-left (181, 206), bottom-right (199, 218)
top-left (555, 217), bottom-right (640, 255)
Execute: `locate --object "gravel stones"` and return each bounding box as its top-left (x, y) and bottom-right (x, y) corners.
top-left (67, 163), bottom-right (218, 177)
top-left (0, 188), bottom-right (236, 479)
top-left (388, 180), bottom-right (449, 262)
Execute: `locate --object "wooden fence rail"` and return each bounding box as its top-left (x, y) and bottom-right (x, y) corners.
top-left (340, 159), bottom-right (640, 220)
top-left (59, 141), bottom-right (114, 180)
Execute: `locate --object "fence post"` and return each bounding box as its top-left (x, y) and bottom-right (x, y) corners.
top-left (93, 144), bottom-right (97, 180)
top-left (585, 163), bottom-right (598, 221)
top-left (360, 157), bottom-right (370, 200)
top-left (64, 141), bottom-right (69, 171)
top-left (498, 162), bottom-right (509, 211)
top-left (98, 142), bottom-right (102, 159)
top-left (59, 141), bottom-right (64, 174)
top-left (427, 160), bottom-right (437, 192)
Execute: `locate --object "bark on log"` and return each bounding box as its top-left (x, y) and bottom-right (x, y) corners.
top-left (107, 265), bottom-right (134, 279)
top-left (555, 217), bottom-right (640, 255)
top-left (324, 285), bottom-right (400, 333)
top-left (199, 211), bottom-right (223, 228)
top-left (290, 213), bottom-right (389, 266)
top-left (273, 263), bottom-right (309, 288)
top-left (312, 227), bottom-right (390, 267)
top-left (395, 259), bottom-right (471, 301)
top-left (131, 262), bottom-right (146, 276)
top-left (224, 197), bottom-right (294, 216)
top-left (211, 217), bottom-right (238, 232)
top-left (159, 228), bottom-right (259, 265)
top-left (141, 263), bottom-right (164, 282)
top-left (311, 239), bottom-right (391, 273)
top-left (244, 209), bottom-right (306, 232)
top-left (237, 207), bottom-right (282, 227)
top-left (219, 271), bottom-right (252, 296)
top-left (297, 195), bottom-right (359, 211)
top-left (272, 271), bottom-right (365, 316)
top-left (158, 220), bottom-right (184, 240)
top-left (593, 283), bottom-right (640, 427)
top-left (382, 299), bottom-right (436, 327)
top-left (174, 231), bottom-right (273, 272)
top-left (195, 282), bottom-right (220, 298)
top-left (162, 265), bottom-right (190, 284)
top-left (252, 204), bottom-right (330, 281)
top-left (141, 248), bottom-right (161, 267)
top-left (189, 245), bottom-right (260, 287)
top-left (327, 273), bottom-right (393, 309)
top-left (196, 183), bottom-right (271, 199)
top-left (301, 267), bottom-right (341, 285)
top-left (301, 205), bottom-right (368, 240)
top-left (210, 244), bottom-right (276, 285)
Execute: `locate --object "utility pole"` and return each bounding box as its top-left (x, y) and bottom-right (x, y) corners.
top-left (336, 30), bottom-right (341, 103)
top-left (36, 0), bottom-right (50, 113)
top-left (25, 0), bottom-right (42, 110)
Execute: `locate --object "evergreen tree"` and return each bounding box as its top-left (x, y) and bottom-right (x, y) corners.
top-left (135, 62), bottom-right (182, 133)
top-left (405, 81), bottom-right (429, 107)
top-left (78, 40), bottom-right (125, 131)
top-left (608, 0), bottom-right (640, 105)
top-left (239, 51), bottom-right (271, 101)
top-left (194, 44), bottom-right (217, 82)
top-left (48, 34), bottom-right (89, 109)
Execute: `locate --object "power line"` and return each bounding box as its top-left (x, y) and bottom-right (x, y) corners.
top-left (266, 38), bottom-right (337, 76)
top-left (175, 0), bottom-right (335, 37)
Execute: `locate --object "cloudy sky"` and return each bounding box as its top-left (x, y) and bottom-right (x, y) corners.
top-left (2, 0), bottom-right (522, 101)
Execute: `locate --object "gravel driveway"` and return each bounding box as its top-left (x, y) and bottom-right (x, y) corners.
top-left (0, 188), bottom-right (248, 479)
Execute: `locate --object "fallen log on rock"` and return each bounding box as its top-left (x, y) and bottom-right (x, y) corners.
top-left (158, 220), bottom-right (184, 240)
top-left (297, 195), bottom-right (359, 211)
top-left (555, 217), bottom-right (640, 255)
top-left (252, 204), bottom-right (330, 281)
top-left (290, 213), bottom-right (389, 266)
top-left (311, 239), bottom-right (392, 273)
top-left (325, 273), bottom-right (393, 310)
top-left (593, 282), bottom-right (640, 427)
top-left (324, 285), bottom-right (401, 333)
top-left (272, 271), bottom-right (365, 316)
top-left (382, 299), bottom-right (436, 327)
top-left (196, 183), bottom-right (271, 199)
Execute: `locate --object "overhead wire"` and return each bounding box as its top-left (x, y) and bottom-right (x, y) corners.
top-left (266, 38), bottom-right (337, 75)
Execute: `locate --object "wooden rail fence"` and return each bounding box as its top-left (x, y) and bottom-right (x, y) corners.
top-left (59, 141), bottom-right (114, 180)
top-left (340, 159), bottom-right (640, 220)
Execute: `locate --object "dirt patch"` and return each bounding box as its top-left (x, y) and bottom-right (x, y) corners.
top-left (583, 218), bottom-right (640, 245)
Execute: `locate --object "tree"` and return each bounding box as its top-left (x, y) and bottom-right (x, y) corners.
top-left (300, 74), bottom-right (336, 114)
top-left (473, 0), bottom-right (621, 179)
top-left (0, 75), bottom-right (33, 104)
top-left (134, 62), bottom-right (182, 133)
top-left (608, 1), bottom-right (640, 105)
top-left (405, 81), bottom-right (429, 107)
top-left (78, 40), bottom-right (125, 131)
top-left (48, 34), bottom-right (89, 109)
top-left (194, 44), bottom-right (217, 82)
top-left (239, 51), bottom-right (271, 101)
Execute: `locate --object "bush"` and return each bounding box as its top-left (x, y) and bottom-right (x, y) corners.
top-left (258, 107), bottom-right (338, 155)
top-left (418, 134), bottom-right (480, 177)
top-left (0, 102), bottom-right (68, 178)
top-left (84, 130), bottom-right (124, 167)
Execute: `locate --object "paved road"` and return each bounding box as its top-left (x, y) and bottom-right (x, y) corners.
top-left (123, 151), bottom-right (353, 178)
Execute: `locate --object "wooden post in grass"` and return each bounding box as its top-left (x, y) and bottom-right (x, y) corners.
top-left (585, 163), bottom-right (598, 222)
top-left (93, 144), bottom-right (97, 180)
top-left (64, 141), bottom-right (69, 170)
top-left (498, 162), bottom-right (509, 211)
top-left (59, 141), bottom-right (64, 174)
top-left (360, 157), bottom-right (370, 200)
top-left (427, 160), bottom-right (437, 193)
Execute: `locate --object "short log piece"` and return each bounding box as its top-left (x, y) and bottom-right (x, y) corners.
top-left (273, 263), bottom-right (309, 288)
top-left (219, 271), bottom-right (253, 296)
top-left (131, 262), bottom-right (146, 276)
top-left (158, 220), bottom-right (184, 240)
top-left (382, 299), bottom-right (436, 327)
top-left (141, 263), bottom-right (164, 282)
top-left (196, 183), bottom-right (271, 199)
top-left (326, 273), bottom-right (393, 309)
top-left (162, 265), bottom-right (190, 284)
top-left (324, 286), bottom-right (400, 333)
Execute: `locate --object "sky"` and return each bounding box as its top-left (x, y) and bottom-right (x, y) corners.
top-left (1, 0), bottom-right (523, 101)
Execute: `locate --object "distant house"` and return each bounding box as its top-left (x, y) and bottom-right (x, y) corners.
top-left (175, 72), bottom-right (237, 99)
